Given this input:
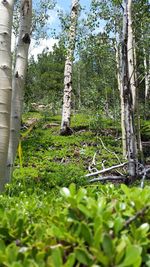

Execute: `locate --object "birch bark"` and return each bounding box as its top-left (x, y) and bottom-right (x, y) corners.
top-left (122, 0), bottom-right (137, 180)
top-left (114, 36), bottom-right (126, 157)
top-left (60, 0), bottom-right (79, 135)
top-left (0, 0), bottom-right (14, 190)
top-left (127, 0), bottom-right (143, 162)
top-left (6, 0), bottom-right (32, 181)
top-left (127, 0), bottom-right (136, 110)
top-left (144, 50), bottom-right (150, 100)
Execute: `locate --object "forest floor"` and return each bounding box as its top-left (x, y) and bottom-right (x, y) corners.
top-left (12, 111), bottom-right (127, 192)
top-left (11, 110), bottom-right (150, 191)
top-left (0, 111), bottom-right (150, 266)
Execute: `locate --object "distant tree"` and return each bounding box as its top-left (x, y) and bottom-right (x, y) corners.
top-left (60, 0), bottom-right (79, 135)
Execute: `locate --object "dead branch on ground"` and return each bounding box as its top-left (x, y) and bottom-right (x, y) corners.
top-left (86, 162), bottom-right (128, 178)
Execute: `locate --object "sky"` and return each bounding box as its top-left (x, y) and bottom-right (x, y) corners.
top-left (29, 0), bottom-right (91, 59)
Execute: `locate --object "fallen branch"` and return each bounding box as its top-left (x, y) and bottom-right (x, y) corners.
top-left (140, 167), bottom-right (150, 188)
top-left (141, 167), bottom-right (150, 175)
top-left (124, 205), bottom-right (150, 228)
top-left (89, 176), bottom-right (126, 183)
top-left (85, 162), bottom-right (128, 178)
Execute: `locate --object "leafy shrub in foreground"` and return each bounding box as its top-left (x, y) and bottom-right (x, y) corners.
top-left (0, 184), bottom-right (150, 266)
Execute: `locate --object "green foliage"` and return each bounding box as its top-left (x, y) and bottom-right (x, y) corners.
top-left (141, 120), bottom-right (150, 141)
top-left (1, 112), bottom-right (149, 266)
top-left (25, 41), bottom-right (65, 108)
top-left (0, 184), bottom-right (150, 266)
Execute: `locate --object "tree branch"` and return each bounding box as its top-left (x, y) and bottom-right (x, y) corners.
top-left (89, 176), bottom-right (126, 183)
top-left (85, 162), bottom-right (128, 178)
top-left (124, 206), bottom-right (150, 228)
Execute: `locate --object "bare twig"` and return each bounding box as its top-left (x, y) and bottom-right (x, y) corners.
top-left (88, 152), bottom-right (98, 172)
top-left (89, 176), bottom-right (126, 183)
top-left (85, 162), bottom-right (128, 178)
top-left (140, 167), bottom-right (150, 188)
top-left (92, 152), bottom-right (97, 166)
top-left (98, 137), bottom-right (122, 164)
top-left (124, 206), bottom-right (150, 228)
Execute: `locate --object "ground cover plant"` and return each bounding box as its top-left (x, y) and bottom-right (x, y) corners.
top-left (0, 111), bottom-right (150, 266)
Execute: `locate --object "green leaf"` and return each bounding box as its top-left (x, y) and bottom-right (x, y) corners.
top-left (77, 204), bottom-right (91, 217)
top-left (90, 248), bottom-right (109, 266)
top-left (114, 217), bottom-right (124, 234)
top-left (63, 253), bottom-right (75, 267)
top-left (51, 247), bottom-right (63, 267)
top-left (75, 248), bottom-right (93, 265)
top-left (118, 245), bottom-right (142, 267)
top-left (80, 222), bottom-right (93, 245)
top-left (69, 183), bottom-right (76, 196)
top-left (115, 239), bottom-right (126, 264)
top-left (6, 244), bottom-right (18, 264)
top-left (121, 184), bottom-right (130, 197)
top-left (102, 234), bottom-right (113, 257)
top-left (93, 225), bottom-right (102, 248)
top-left (77, 188), bottom-right (87, 202)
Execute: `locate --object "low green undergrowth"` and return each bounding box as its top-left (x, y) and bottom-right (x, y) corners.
top-left (0, 184), bottom-right (150, 266)
top-left (1, 111), bottom-right (150, 266)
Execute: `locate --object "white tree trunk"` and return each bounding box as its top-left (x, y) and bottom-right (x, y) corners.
top-left (127, 0), bottom-right (136, 110)
top-left (0, 0), bottom-right (14, 190)
top-left (122, 0), bottom-right (138, 180)
top-left (114, 37), bottom-right (126, 157)
top-left (127, 0), bottom-right (143, 163)
top-left (6, 0), bottom-right (32, 181)
top-left (133, 37), bottom-right (143, 162)
top-left (60, 0), bottom-right (79, 135)
top-left (144, 50), bottom-right (150, 99)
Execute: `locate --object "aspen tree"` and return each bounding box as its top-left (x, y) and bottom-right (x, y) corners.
top-left (122, 0), bottom-right (137, 180)
top-left (0, 0), bottom-right (14, 189)
top-left (127, 0), bottom-right (143, 162)
top-left (60, 0), bottom-right (79, 135)
top-left (114, 33), bottom-right (126, 157)
top-left (6, 0), bottom-right (32, 181)
top-left (144, 51), bottom-right (150, 100)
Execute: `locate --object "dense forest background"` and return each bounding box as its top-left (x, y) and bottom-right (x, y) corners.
top-left (25, 0), bottom-right (149, 118)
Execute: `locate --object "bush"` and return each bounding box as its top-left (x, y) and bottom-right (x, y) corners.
top-left (1, 183), bottom-right (150, 266)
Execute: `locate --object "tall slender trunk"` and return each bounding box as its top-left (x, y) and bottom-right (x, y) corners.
top-left (127, 0), bottom-right (136, 109)
top-left (5, 0), bottom-right (32, 182)
top-left (0, 0), bottom-right (14, 190)
top-left (133, 37), bottom-right (143, 162)
top-left (114, 36), bottom-right (126, 157)
top-left (77, 63), bottom-right (81, 110)
top-left (60, 0), bottom-right (79, 135)
top-left (127, 0), bottom-right (143, 163)
top-left (122, 0), bottom-right (137, 180)
top-left (144, 49), bottom-right (150, 100)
